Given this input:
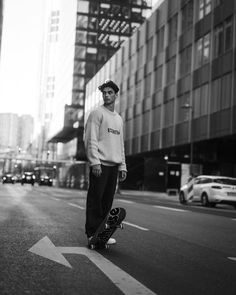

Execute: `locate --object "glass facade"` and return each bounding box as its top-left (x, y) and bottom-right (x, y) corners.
top-left (85, 0), bottom-right (236, 185)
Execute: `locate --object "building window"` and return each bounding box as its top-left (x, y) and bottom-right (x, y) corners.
top-left (195, 33), bottom-right (210, 69)
top-left (176, 92), bottom-right (190, 123)
top-left (179, 46), bottom-right (192, 77)
top-left (144, 73), bottom-right (152, 97)
top-left (168, 14), bottom-right (178, 43)
top-left (197, 0), bottom-right (212, 21)
top-left (155, 66), bottom-right (163, 90)
top-left (166, 57), bottom-right (176, 84)
top-left (146, 37), bottom-right (153, 62)
top-left (193, 84), bottom-right (209, 117)
top-left (214, 17), bottom-right (233, 58)
top-left (181, 0), bottom-right (193, 32)
top-left (156, 26), bottom-right (165, 53)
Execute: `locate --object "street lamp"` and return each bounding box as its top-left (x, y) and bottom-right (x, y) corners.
top-left (181, 103), bottom-right (194, 176)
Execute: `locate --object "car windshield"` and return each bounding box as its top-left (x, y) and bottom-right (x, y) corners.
top-left (213, 178), bottom-right (236, 185)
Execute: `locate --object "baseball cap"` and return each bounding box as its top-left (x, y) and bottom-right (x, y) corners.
top-left (98, 80), bottom-right (119, 93)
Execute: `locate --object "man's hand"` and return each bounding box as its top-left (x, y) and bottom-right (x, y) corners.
top-left (119, 170), bottom-right (127, 182)
top-left (92, 164), bottom-right (102, 177)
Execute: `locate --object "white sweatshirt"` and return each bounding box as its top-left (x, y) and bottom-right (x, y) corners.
top-left (84, 106), bottom-right (127, 171)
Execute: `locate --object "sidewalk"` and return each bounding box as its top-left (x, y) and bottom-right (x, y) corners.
top-left (118, 189), bottom-right (179, 201)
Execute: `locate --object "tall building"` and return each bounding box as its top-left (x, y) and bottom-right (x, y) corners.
top-left (0, 113), bottom-right (18, 150)
top-left (47, 0), bottom-right (152, 161)
top-left (85, 0), bottom-right (236, 191)
top-left (0, 113), bottom-right (34, 152)
top-left (18, 115), bottom-right (34, 152)
top-left (37, 0), bottom-right (77, 161)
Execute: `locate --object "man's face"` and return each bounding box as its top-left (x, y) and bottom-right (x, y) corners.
top-left (102, 87), bottom-right (117, 106)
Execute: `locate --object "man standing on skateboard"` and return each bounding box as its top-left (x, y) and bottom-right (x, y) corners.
top-left (84, 80), bottom-right (127, 245)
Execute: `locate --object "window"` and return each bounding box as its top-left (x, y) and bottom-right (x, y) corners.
top-left (214, 17), bottom-right (233, 58)
top-left (156, 26), bottom-right (165, 53)
top-left (78, 1), bottom-right (89, 13)
top-left (155, 66), bottom-right (163, 90)
top-left (144, 74), bottom-right (152, 97)
top-left (211, 73), bottom-right (232, 112)
top-left (193, 84), bottom-right (209, 117)
top-left (168, 14), bottom-right (178, 42)
top-left (181, 0), bottom-right (193, 32)
top-left (176, 92), bottom-right (190, 123)
top-left (146, 37), bottom-right (153, 61)
top-left (195, 33), bottom-right (211, 69)
top-left (166, 57), bottom-right (176, 84)
top-left (197, 0), bottom-right (212, 20)
top-left (214, 25), bottom-right (223, 57)
top-left (179, 46), bottom-right (192, 76)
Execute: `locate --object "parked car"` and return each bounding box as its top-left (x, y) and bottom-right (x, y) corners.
top-left (2, 173), bottom-right (15, 184)
top-left (21, 172), bottom-right (35, 186)
top-left (179, 175), bottom-right (236, 209)
top-left (39, 174), bottom-right (53, 186)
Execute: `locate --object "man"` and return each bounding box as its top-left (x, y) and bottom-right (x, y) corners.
top-left (84, 80), bottom-right (127, 245)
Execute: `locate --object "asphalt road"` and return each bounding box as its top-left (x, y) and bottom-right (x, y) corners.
top-left (0, 184), bottom-right (236, 295)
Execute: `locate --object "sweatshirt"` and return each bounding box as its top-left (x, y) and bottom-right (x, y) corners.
top-left (84, 106), bottom-right (127, 171)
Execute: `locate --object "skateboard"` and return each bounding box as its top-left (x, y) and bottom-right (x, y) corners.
top-left (88, 207), bottom-right (126, 250)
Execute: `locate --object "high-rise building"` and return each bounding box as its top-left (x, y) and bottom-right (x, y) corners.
top-left (85, 0), bottom-right (236, 191)
top-left (18, 115), bottom-right (34, 152)
top-left (0, 113), bottom-right (18, 150)
top-left (0, 113), bottom-right (34, 152)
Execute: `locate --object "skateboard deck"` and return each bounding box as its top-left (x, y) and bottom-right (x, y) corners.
top-left (88, 207), bottom-right (126, 249)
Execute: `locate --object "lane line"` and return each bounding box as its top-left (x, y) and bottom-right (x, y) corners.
top-left (154, 205), bottom-right (186, 212)
top-left (51, 197), bottom-right (60, 201)
top-left (123, 221), bottom-right (149, 231)
top-left (116, 199), bottom-right (134, 204)
top-left (68, 202), bottom-right (85, 210)
top-left (228, 257), bottom-right (236, 262)
top-left (232, 219), bottom-right (236, 221)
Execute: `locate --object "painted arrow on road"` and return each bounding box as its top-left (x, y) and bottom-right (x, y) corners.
top-left (28, 236), bottom-right (157, 295)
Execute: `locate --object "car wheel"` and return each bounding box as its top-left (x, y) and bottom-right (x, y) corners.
top-left (179, 192), bottom-right (187, 204)
top-left (201, 193), bottom-right (210, 207)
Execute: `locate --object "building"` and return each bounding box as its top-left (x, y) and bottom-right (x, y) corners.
top-left (85, 0), bottom-right (236, 191)
top-left (18, 115), bottom-right (34, 152)
top-left (0, 113), bottom-right (18, 150)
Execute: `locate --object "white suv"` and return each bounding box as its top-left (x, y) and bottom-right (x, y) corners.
top-left (179, 175), bottom-right (236, 209)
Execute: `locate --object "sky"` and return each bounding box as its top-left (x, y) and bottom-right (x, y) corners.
top-left (0, 0), bottom-right (163, 118)
top-left (0, 0), bottom-right (44, 117)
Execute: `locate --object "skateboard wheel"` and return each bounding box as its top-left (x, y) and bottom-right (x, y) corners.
top-left (105, 244), bottom-right (109, 249)
top-left (120, 223), bottom-right (124, 229)
top-left (90, 244), bottom-right (95, 250)
top-left (105, 223), bottom-right (110, 229)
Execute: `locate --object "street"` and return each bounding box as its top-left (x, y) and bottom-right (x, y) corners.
top-left (0, 184), bottom-right (236, 295)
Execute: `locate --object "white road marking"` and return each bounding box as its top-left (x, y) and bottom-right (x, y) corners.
top-left (116, 199), bottom-right (134, 204)
top-left (51, 197), bottom-right (60, 201)
top-left (228, 257), bottom-right (236, 262)
top-left (29, 236), bottom-right (157, 295)
top-left (68, 203), bottom-right (85, 210)
top-left (123, 221), bottom-right (149, 231)
top-left (154, 205), bottom-right (186, 212)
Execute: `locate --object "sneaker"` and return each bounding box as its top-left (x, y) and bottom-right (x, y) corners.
top-left (107, 238), bottom-right (116, 245)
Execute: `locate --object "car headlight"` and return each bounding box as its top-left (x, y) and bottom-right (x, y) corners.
top-left (33, 175), bottom-right (35, 179)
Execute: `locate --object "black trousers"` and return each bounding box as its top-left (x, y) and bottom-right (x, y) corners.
top-left (85, 165), bottom-right (118, 238)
